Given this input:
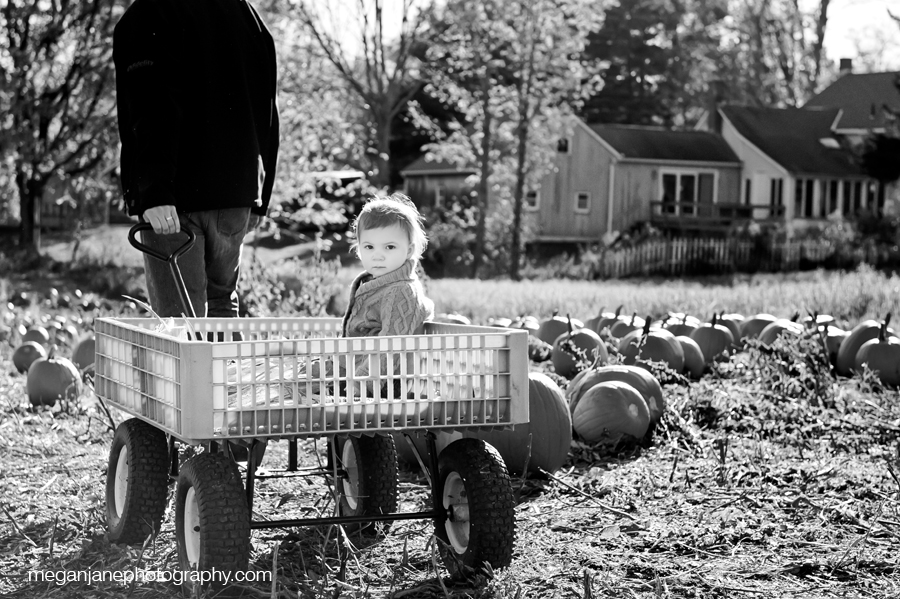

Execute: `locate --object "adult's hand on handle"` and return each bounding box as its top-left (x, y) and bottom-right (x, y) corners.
top-left (144, 205), bottom-right (180, 234)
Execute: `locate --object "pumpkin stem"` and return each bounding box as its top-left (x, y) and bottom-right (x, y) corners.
top-left (614, 305), bottom-right (623, 317)
top-left (790, 310), bottom-right (800, 322)
top-left (596, 305), bottom-right (605, 318)
top-left (880, 313), bottom-right (892, 342)
top-left (552, 308), bottom-right (559, 318)
top-left (711, 313), bottom-right (718, 327)
top-left (566, 314), bottom-right (573, 339)
top-left (48, 344), bottom-right (57, 360)
top-left (630, 311), bottom-right (637, 325)
top-left (682, 313), bottom-right (688, 324)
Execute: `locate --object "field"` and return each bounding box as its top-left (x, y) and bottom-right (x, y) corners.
top-left (1, 229), bottom-right (899, 599)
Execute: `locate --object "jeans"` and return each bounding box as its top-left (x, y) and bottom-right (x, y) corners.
top-left (141, 208), bottom-right (253, 319)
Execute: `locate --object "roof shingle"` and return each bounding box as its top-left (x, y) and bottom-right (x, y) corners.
top-left (588, 124), bottom-right (741, 163)
top-left (804, 71), bottom-right (900, 131)
top-left (720, 105), bottom-right (864, 177)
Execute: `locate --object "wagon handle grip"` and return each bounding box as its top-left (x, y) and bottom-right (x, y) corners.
top-left (128, 222), bottom-right (197, 318)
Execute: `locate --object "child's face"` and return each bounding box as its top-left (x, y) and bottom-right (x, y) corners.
top-left (357, 224), bottom-right (411, 277)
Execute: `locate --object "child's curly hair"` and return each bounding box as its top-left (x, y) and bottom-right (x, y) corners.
top-left (351, 193), bottom-right (428, 260)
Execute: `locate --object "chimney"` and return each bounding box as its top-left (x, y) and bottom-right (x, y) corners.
top-left (839, 58), bottom-right (853, 76)
top-left (706, 79), bottom-right (725, 134)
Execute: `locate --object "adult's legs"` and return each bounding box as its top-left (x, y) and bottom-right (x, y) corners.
top-left (201, 208), bottom-right (251, 319)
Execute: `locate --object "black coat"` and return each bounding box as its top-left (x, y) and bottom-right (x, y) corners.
top-left (113, 0), bottom-right (279, 217)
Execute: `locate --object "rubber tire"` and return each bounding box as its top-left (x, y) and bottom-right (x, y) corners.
top-left (335, 434), bottom-right (399, 534)
top-left (434, 438), bottom-right (516, 578)
top-left (106, 419), bottom-right (170, 545)
top-left (175, 452), bottom-right (250, 583)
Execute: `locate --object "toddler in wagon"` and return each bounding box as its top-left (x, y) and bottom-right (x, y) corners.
top-left (303, 192), bottom-right (435, 397)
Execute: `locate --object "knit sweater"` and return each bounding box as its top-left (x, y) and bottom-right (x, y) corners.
top-left (341, 259), bottom-right (434, 338)
top-left (340, 260), bottom-right (434, 386)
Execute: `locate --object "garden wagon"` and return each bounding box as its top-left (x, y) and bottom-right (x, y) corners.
top-left (95, 224), bottom-right (530, 585)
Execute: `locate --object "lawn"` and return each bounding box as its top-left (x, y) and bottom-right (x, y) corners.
top-left (0, 229), bottom-right (898, 598)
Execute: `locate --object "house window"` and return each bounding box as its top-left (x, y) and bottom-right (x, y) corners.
top-left (877, 181), bottom-right (887, 213)
top-left (524, 189), bottom-right (540, 211)
top-left (770, 178), bottom-right (784, 209)
top-left (659, 170), bottom-right (716, 217)
top-left (744, 179), bottom-right (752, 205)
top-left (557, 138), bottom-right (570, 154)
top-left (794, 178), bottom-right (815, 218)
top-left (853, 181), bottom-right (863, 212)
top-left (662, 173), bottom-right (677, 214)
top-left (435, 185), bottom-right (446, 208)
top-left (575, 191), bottom-right (591, 213)
top-left (827, 180), bottom-right (839, 215)
top-left (843, 180), bottom-right (852, 214)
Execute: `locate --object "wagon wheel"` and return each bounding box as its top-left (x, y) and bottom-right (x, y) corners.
top-left (106, 419), bottom-right (170, 545)
top-left (334, 434), bottom-right (399, 535)
top-left (434, 438), bottom-right (516, 579)
top-left (175, 452), bottom-right (250, 585)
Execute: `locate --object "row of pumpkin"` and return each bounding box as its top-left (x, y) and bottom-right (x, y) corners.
top-left (433, 307), bottom-right (898, 387)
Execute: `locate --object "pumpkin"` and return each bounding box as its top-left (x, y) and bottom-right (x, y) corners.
top-left (488, 317), bottom-right (513, 328)
top-left (835, 317), bottom-right (896, 377)
top-left (551, 322), bottom-right (607, 379)
top-left (617, 322), bottom-right (684, 374)
top-left (567, 364), bottom-right (665, 425)
top-left (585, 305), bottom-right (622, 335)
top-left (739, 313), bottom-right (778, 340)
top-left (26, 348), bottom-right (83, 407)
top-left (715, 313), bottom-right (742, 349)
top-left (71, 334), bottom-right (96, 371)
top-left (757, 318), bottom-right (804, 346)
top-left (821, 325), bottom-right (849, 366)
top-left (663, 313), bottom-right (701, 337)
top-left (609, 312), bottom-right (645, 339)
top-left (572, 381), bottom-right (650, 444)
top-left (675, 335), bottom-right (705, 379)
top-left (852, 314), bottom-right (900, 386)
top-left (22, 325), bottom-right (50, 347)
top-left (467, 372), bottom-right (572, 475)
top-left (537, 310), bottom-right (579, 345)
top-left (13, 341), bottom-right (47, 374)
top-left (689, 315), bottom-right (734, 364)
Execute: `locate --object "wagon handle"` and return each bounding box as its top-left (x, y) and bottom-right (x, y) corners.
top-left (128, 222), bottom-right (197, 318)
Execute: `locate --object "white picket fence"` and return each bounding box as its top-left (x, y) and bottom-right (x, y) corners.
top-left (585, 237), bottom-right (880, 279)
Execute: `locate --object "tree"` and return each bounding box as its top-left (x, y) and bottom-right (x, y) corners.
top-left (293, 0), bottom-right (433, 189)
top-left (419, 0), bottom-right (517, 278)
top-left (503, 0), bottom-right (598, 279)
top-left (1, 0), bottom-right (120, 252)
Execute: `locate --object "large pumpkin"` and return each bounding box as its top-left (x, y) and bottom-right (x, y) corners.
top-left (567, 364), bottom-right (665, 425)
top-left (617, 327), bottom-right (684, 374)
top-left (572, 381), bottom-right (650, 444)
top-left (689, 316), bottom-right (734, 364)
top-left (853, 315), bottom-right (900, 386)
top-left (26, 351), bottom-right (83, 407)
top-left (551, 327), bottom-right (608, 378)
top-left (585, 306), bottom-right (622, 335)
top-left (537, 311), bottom-right (581, 345)
top-left (676, 335), bottom-right (705, 379)
top-left (13, 342), bottom-right (48, 374)
top-left (836, 318), bottom-right (895, 377)
top-left (740, 313), bottom-right (778, 340)
top-left (757, 318), bottom-right (804, 346)
top-left (609, 313), bottom-right (645, 339)
top-left (71, 333), bottom-right (96, 371)
top-left (22, 325), bottom-right (50, 347)
top-left (467, 372), bottom-right (572, 475)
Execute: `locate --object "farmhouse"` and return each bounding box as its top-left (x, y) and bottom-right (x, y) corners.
top-left (527, 120), bottom-right (744, 242)
top-left (710, 104), bottom-right (886, 231)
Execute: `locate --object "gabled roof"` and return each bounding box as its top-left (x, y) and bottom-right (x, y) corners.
top-left (720, 105), bottom-right (864, 177)
top-left (588, 124), bottom-right (740, 163)
top-left (400, 155), bottom-right (477, 176)
top-left (804, 71), bottom-right (900, 131)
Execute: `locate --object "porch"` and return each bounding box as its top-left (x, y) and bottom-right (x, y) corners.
top-left (649, 201), bottom-right (785, 233)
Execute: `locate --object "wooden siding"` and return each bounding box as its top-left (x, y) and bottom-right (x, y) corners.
top-left (531, 123), bottom-right (613, 241)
